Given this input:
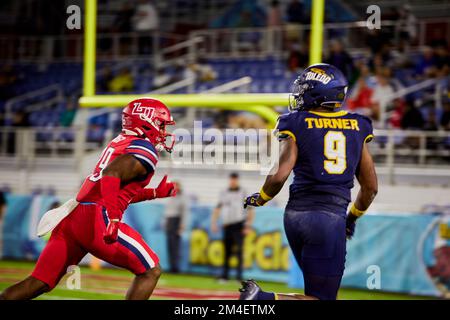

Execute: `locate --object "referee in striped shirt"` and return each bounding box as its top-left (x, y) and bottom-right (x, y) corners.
top-left (211, 172), bottom-right (254, 282)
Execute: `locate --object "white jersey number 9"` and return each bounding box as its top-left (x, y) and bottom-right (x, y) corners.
top-left (324, 131), bottom-right (347, 174)
top-left (89, 147), bottom-right (115, 182)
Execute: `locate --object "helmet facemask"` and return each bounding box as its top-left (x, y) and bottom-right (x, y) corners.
top-left (289, 79), bottom-right (312, 112)
top-left (138, 113), bottom-right (176, 153)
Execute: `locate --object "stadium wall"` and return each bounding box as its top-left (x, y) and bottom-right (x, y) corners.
top-left (2, 194), bottom-right (449, 297)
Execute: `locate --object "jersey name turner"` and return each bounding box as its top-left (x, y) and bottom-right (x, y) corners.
top-left (276, 110), bottom-right (373, 204)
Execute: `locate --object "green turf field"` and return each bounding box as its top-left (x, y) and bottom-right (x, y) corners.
top-left (0, 260), bottom-right (434, 300)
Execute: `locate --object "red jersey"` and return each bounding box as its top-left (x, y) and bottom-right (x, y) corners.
top-left (76, 134), bottom-right (158, 213)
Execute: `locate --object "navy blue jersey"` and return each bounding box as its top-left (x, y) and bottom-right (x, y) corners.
top-left (276, 109), bottom-right (373, 211)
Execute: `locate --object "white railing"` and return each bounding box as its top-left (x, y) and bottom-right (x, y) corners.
top-left (4, 84), bottom-right (64, 125)
top-left (147, 77), bottom-right (196, 94)
top-left (155, 36), bottom-right (204, 69)
top-left (201, 76), bottom-right (252, 94)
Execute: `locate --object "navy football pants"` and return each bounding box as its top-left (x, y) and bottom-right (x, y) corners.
top-left (284, 209), bottom-right (347, 300)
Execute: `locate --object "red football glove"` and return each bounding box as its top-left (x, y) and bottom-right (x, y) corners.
top-left (103, 219), bottom-right (120, 244)
top-left (129, 175), bottom-right (177, 204)
top-left (155, 175), bottom-right (177, 198)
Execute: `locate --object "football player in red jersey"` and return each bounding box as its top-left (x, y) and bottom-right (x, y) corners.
top-left (0, 98), bottom-right (177, 300)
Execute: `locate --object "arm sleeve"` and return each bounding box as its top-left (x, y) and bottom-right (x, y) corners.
top-left (125, 139), bottom-right (159, 175)
top-left (100, 175), bottom-right (122, 221)
top-left (275, 113), bottom-right (298, 142)
top-left (129, 188), bottom-right (156, 204)
top-left (359, 115), bottom-right (374, 143)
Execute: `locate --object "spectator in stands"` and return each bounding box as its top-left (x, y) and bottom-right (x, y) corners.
top-left (286, 0), bottom-right (306, 24)
top-left (114, 3), bottom-right (134, 33)
top-left (132, 0), bottom-right (159, 54)
top-left (108, 68), bottom-right (134, 92)
top-left (440, 100), bottom-right (450, 130)
top-left (368, 53), bottom-right (385, 77)
top-left (12, 110), bottom-right (30, 128)
top-left (391, 41), bottom-right (414, 69)
top-left (287, 42), bottom-right (308, 72)
top-left (433, 43), bottom-right (450, 76)
top-left (267, 1), bottom-right (282, 27)
top-left (365, 29), bottom-right (390, 57)
top-left (210, 173), bottom-right (254, 282)
top-left (228, 112), bottom-right (267, 129)
top-left (346, 78), bottom-right (373, 117)
top-left (415, 46), bottom-right (438, 78)
top-left (60, 101), bottom-right (77, 127)
top-left (395, 5), bottom-right (417, 48)
top-left (424, 109), bottom-right (438, 131)
top-left (267, 0), bottom-right (282, 52)
top-left (113, 3), bottom-right (135, 55)
top-left (326, 40), bottom-right (355, 81)
top-left (7, 110), bottom-right (30, 154)
top-left (401, 102), bottom-right (424, 130)
top-left (0, 64), bottom-right (18, 100)
top-left (163, 182), bottom-right (188, 274)
top-left (0, 190), bottom-right (7, 260)
top-left (183, 60), bottom-right (217, 83)
top-left (98, 67), bottom-right (113, 93)
top-left (87, 124), bottom-right (105, 145)
top-left (236, 10), bottom-right (261, 51)
top-left (370, 70), bottom-right (395, 121)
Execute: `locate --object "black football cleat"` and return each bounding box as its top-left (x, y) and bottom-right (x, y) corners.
top-left (238, 279), bottom-right (261, 300)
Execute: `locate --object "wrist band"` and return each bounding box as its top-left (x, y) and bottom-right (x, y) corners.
top-left (350, 204), bottom-right (366, 217)
top-left (259, 188), bottom-right (273, 202)
top-left (110, 219), bottom-right (120, 222)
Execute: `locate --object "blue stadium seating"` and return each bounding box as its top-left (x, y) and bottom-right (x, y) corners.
top-left (3, 56), bottom-right (448, 141)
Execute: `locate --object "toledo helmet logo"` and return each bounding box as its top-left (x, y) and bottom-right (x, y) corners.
top-left (132, 102), bottom-right (155, 119)
top-left (305, 68), bottom-right (332, 85)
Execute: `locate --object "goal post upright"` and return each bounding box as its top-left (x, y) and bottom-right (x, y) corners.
top-left (83, 0), bottom-right (97, 97)
top-left (309, 0), bottom-right (325, 65)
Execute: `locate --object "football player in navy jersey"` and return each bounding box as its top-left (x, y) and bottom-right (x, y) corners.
top-left (240, 64), bottom-right (378, 300)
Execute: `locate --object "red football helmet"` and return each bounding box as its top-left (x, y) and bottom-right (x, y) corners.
top-left (122, 98), bottom-right (175, 152)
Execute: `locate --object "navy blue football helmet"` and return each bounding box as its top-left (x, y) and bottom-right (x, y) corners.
top-left (288, 63), bottom-right (348, 112)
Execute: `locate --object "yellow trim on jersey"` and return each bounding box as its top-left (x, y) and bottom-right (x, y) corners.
top-left (259, 188), bottom-right (273, 202)
top-left (350, 203), bottom-right (366, 217)
top-left (309, 110), bottom-right (348, 117)
top-left (364, 134), bottom-right (374, 143)
top-left (278, 130), bottom-right (297, 142)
